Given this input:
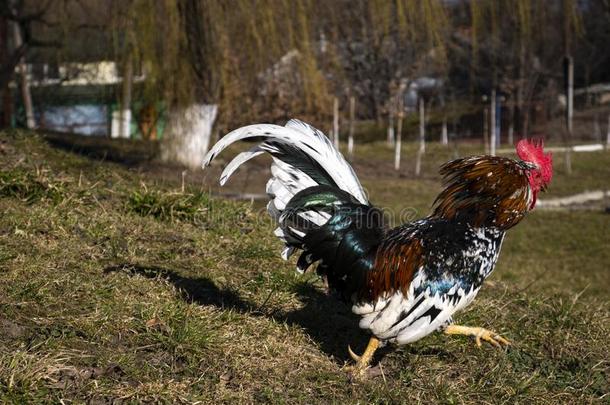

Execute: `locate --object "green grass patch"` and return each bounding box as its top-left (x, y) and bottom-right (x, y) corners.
top-left (0, 169), bottom-right (65, 204)
top-left (127, 189), bottom-right (214, 222)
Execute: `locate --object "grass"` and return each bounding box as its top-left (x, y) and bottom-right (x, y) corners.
top-left (0, 129), bottom-right (608, 403)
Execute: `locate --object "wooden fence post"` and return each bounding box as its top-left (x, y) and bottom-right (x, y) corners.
top-left (508, 97), bottom-right (515, 145)
top-left (394, 109), bottom-right (403, 171)
top-left (348, 96), bottom-right (355, 158)
top-left (606, 114), bottom-right (610, 149)
top-left (441, 116), bottom-right (448, 145)
top-left (564, 56), bottom-right (574, 175)
top-left (483, 106), bottom-right (489, 154)
top-left (490, 89), bottom-right (496, 156)
top-left (594, 114), bottom-right (601, 142)
top-left (418, 97), bottom-right (425, 153)
top-left (333, 97), bottom-right (339, 149)
top-left (415, 98), bottom-right (426, 176)
top-left (387, 109), bottom-right (395, 146)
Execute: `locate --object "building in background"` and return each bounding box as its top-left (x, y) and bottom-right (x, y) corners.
top-left (8, 60), bottom-right (165, 139)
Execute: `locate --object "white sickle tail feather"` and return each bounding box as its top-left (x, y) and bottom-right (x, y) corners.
top-left (202, 119), bottom-right (371, 270)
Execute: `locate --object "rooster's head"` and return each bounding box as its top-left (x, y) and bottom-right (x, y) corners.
top-left (516, 139), bottom-right (553, 208)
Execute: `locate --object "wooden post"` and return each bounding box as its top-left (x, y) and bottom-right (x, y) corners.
top-left (418, 97), bottom-right (425, 153)
top-left (483, 106), bottom-right (489, 153)
top-left (394, 109), bottom-right (403, 171)
top-left (593, 114), bottom-right (601, 142)
top-left (387, 109), bottom-right (395, 146)
top-left (508, 99), bottom-right (515, 145)
top-left (414, 147), bottom-right (423, 177)
top-left (333, 96), bottom-right (339, 149)
top-left (496, 94), bottom-right (502, 146)
top-left (564, 56), bottom-right (573, 175)
top-left (348, 96), bottom-right (355, 158)
top-left (119, 52), bottom-right (133, 139)
top-left (441, 116), bottom-right (448, 145)
top-left (415, 98), bottom-right (426, 176)
top-left (11, 19), bottom-right (35, 129)
top-left (606, 114), bottom-right (610, 149)
top-left (490, 89), bottom-right (496, 156)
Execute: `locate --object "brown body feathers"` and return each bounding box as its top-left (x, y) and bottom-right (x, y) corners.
top-left (432, 156), bottom-right (531, 229)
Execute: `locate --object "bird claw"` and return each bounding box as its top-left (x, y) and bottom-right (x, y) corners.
top-left (474, 328), bottom-right (511, 348)
top-left (342, 362), bottom-right (370, 382)
top-left (343, 337), bottom-right (380, 381)
top-left (347, 345), bottom-right (361, 362)
top-left (445, 325), bottom-right (511, 349)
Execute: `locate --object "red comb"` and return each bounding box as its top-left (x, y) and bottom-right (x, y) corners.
top-left (516, 139), bottom-right (553, 184)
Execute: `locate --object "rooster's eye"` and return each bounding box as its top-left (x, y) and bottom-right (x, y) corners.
top-left (519, 161), bottom-right (538, 170)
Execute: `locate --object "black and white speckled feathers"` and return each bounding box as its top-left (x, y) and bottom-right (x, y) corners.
top-left (354, 218), bottom-right (505, 344)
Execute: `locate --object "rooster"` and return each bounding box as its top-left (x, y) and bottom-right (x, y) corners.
top-left (203, 119), bottom-right (553, 379)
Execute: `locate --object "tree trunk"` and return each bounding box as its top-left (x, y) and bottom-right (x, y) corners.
top-left (11, 19), bottom-right (35, 129)
top-left (517, 37), bottom-right (526, 141)
top-left (521, 105), bottom-right (530, 139)
top-left (161, 104), bottom-right (218, 169)
top-left (0, 14), bottom-right (12, 128)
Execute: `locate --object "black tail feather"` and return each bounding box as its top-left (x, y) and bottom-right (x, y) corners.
top-left (282, 186), bottom-right (385, 300)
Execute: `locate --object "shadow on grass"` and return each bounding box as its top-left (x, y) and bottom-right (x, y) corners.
top-left (43, 131), bottom-right (159, 167)
top-left (104, 263), bottom-right (379, 364)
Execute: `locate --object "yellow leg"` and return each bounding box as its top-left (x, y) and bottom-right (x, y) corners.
top-left (444, 325), bottom-right (511, 348)
top-left (343, 336), bottom-right (380, 380)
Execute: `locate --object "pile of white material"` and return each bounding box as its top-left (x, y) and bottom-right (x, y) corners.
top-left (537, 190), bottom-right (610, 208)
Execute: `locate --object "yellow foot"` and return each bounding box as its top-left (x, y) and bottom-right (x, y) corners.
top-left (343, 336), bottom-right (380, 381)
top-left (444, 325), bottom-right (511, 348)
